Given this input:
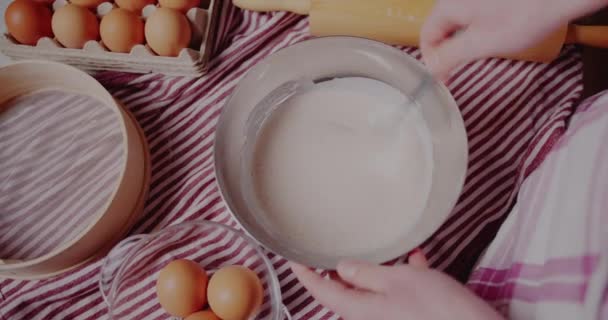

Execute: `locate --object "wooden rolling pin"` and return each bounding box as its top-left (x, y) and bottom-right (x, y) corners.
top-left (233, 0), bottom-right (608, 62)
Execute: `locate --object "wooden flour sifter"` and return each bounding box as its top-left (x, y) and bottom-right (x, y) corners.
top-left (234, 0), bottom-right (608, 63)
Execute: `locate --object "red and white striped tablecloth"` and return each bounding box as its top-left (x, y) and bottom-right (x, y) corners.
top-left (0, 5), bottom-right (584, 320)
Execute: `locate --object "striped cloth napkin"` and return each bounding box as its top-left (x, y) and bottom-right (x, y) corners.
top-left (0, 6), bottom-right (584, 320)
top-left (468, 91), bottom-right (608, 319)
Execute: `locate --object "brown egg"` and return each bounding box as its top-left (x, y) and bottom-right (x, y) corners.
top-left (185, 310), bottom-right (221, 320)
top-left (158, 0), bottom-right (200, 12)
top-left (52, 4), bottom-right (99, 49)
top-left (156, 259), bottom-right (208, 318)
top-left (207, 266), bottom-right (264, 320)
top-left (5, 0), bottom-right (53, 45)
top-left (100, 8), bottom-right (144, 53)
top-left (144, 7), bottom-right (191, 57)
top-left (115, 0), bottom-right (156, 13)
top-left (69, 0), bottom-right (105, 9)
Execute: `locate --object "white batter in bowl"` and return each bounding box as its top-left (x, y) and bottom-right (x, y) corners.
top-left (214, 37), bottom-right (468, 269)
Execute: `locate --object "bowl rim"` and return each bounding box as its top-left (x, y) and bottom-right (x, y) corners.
top-left (213, 36), bottom-right (468, 269)
top-left (102, 220), bottom-right (284, 320)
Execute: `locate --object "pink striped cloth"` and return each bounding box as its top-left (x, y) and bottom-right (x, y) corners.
top-left (467, 91), bottom-right (608, 319)
top-left (0, 6), bottom-right (586, 320)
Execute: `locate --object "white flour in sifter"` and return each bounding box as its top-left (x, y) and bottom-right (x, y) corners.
top-left (251, 77), bottom-right (433, 257)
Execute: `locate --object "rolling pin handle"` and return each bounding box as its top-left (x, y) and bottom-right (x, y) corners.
top-left (565, 25), bottom-right (608, 49)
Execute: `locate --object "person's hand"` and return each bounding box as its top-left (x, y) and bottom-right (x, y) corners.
top-left (291, 251), bottom-right (504, 320)
top-left (420, 0), bottom-right (607, 79)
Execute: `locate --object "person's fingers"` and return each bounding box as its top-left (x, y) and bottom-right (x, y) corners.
top-left (291, 262), bottom-right (370, 317)
top-left (420, 1), bottom-right (479, 80)
top-left (422, 28), bottom-right (491, 80)
top-left (327, 270), bottom-right (354, 289)
top-left (420, 0), bottom-right (472, 52)
top-left (336, 260), bottom-right (398, 292)
top-left (407, 249), bottom-right (430, 269)
top-left (420, 8), bottom-right (464, 49)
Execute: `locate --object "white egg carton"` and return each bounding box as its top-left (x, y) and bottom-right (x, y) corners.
top-left (0, 0), bottom-right (228, 77)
